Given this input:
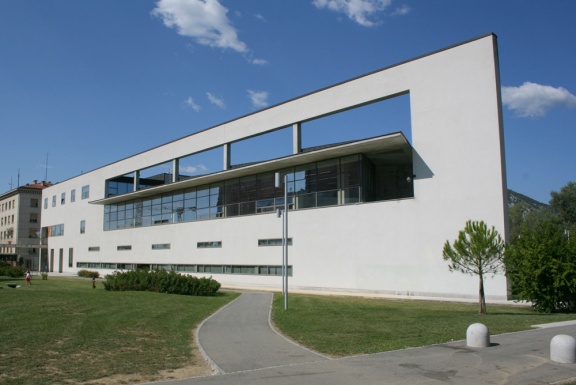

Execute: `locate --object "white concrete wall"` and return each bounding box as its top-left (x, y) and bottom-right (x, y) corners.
top-left (41, 34), bottom-right (508, 299)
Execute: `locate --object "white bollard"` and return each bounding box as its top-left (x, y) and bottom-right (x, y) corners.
top-left (466, 323), bottom-right (490, 348)
top-left (550, 334), bottom-right (576, 364)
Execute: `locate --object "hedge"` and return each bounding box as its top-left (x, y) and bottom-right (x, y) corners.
top-left (102, 269), bottom-right (221, 296)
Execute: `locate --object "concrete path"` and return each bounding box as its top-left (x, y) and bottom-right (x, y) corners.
top-left (146, 292), bottom-right (576, 385)
top-left (196, 291), bottom-right (329, 373)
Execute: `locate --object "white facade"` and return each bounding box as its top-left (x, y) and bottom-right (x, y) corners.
top-left (41, 34), bottom-right (509, 300)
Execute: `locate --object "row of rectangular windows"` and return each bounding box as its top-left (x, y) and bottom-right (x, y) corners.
top-left (0, 198), bottom-right (39, 212)
top-left (44, 185), bottom-right (90, 209)
top-left (75, 262), bottom-right (292, 276)
top-left (87, 239), bottom-right (292, 252)
top-left (1, 199), bottom-right (16, 211)
top-left (0, 201), bottom-right (40, 234)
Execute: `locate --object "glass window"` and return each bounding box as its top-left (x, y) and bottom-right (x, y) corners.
top-left (44, 198), bottom-right (48, 209)
top-left (50, 224), bottom-right (64, 237)
top-left (225, 179), bottom-right (239, 204)
top-left (258, 238), bottom-right (293, 246)
top-left (317, 159), bottom-right (339, 192)
top-left (210, 182), bottom-right (224, 207)
top-left (239, 176), bottom-right (257, 202)
top-left (101, 151), bottom-right (410, 232)
top-left (257, 173), bottom-right (276, 200)
top-left (30, 198), bottom-right (38, 208)
top-left (71, 189), bottom-right (76, 202)
top-left (340, 155), bottom-right (361, 188)
top-left (174, 200), bottom-right (185, 222)
top-left (61, 192), bottom-right (65, 205)
top-left (80, 220), bottom-right (85, 234)
top-left (81, 185), bottom-right (90, 200)
top-left (52, 195), bottom-right (56, 207)
top-left (197, 241), bottom-right (222, 248)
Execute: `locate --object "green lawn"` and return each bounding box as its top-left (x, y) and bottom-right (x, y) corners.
top-left (3, 277), bottom-right (576, 384)
top-left (272, 294), bottom-right (576, 357)
top-left (0, 276), bottom-right (238, 385)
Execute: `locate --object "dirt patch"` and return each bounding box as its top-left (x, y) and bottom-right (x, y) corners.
top-left (82, 328), bottom-right (215, 385)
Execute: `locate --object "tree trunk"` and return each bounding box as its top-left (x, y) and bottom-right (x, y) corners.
top-left (479, 273), bottom-right (487, 315)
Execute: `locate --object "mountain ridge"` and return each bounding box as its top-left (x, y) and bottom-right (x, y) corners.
top-left (508, 189), bottom-right (548, 210)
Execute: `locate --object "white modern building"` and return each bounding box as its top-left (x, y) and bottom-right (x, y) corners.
top-left (41, 34), bottom-right (509, 300)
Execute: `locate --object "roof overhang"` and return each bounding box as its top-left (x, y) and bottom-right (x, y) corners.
top-left (91, 132), bottom-right (412, 205)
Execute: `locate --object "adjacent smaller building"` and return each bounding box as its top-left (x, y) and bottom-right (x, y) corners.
top-left (0, 181), bottom-right (52, 269)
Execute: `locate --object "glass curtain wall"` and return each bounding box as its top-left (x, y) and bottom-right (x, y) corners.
top-left (103, 153), bottom-right (409, 231)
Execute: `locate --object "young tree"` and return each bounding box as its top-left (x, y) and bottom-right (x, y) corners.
top-left (443, 220), bottom-right (506, 315)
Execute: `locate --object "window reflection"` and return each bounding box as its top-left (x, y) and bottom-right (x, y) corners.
top-left (104, 153), bottom-right (413, 231)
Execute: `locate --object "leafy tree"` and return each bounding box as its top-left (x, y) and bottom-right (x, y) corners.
top-left (550, 181), bottom-right (576, 226)
top-left (443, 220), bottom-right (506, 315)
top-left (508, 203), bottom-right (530, 240)
top-left (509, 205), bottom-right (556, 245)
top-left (505, 218), bottom-right (576, 312)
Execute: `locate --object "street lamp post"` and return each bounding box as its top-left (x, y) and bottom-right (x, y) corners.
top-left (275, 172), bottom-right (288, 310)
top-left (36, 231), bottom-right (42, 273)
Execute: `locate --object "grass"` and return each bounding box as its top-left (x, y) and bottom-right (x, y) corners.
top-left (0, 276), bottom-right (238, 385)
top-left (272, 294), bottom-right (576, 357)
top-left (3, 277), bottom-right (575, 384)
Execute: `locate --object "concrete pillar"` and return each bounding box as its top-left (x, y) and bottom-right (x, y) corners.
top-left (466, 323), bottom-right (490, 348)
top-left (550, 334), bottom-right (576, 364)
top-left (133, 170), bottom-right (140, 192)
top-left (172, 159), bottom-right (179, 183)
top-left (293, 123), bottom-right (301, 154)
top-left (223, 143), bottom-right (231, 171)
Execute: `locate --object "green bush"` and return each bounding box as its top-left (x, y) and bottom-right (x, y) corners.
top-left (0, 264), bottom-right (26, 278)
top-left (505, 219), bottom-right (576, 313)
top-left (78, 270), bottom-right (100, 278)
top-left (102, 270), bottom-right (221, 296)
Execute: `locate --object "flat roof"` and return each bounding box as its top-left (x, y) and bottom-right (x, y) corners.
top-left (92, 132), bottom-right (412, 205)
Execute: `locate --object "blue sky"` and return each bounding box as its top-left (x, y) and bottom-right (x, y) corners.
top-left (1, 0), bottom-right (575, 204)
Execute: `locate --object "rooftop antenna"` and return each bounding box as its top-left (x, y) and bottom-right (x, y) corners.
top-left (17, 168), bottom-right (20, 187)
top-left (9, 177), bottom-right (13, 189)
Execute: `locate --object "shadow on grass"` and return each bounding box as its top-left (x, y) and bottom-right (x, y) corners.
top-left (0, 277), bottom-right (25, 282)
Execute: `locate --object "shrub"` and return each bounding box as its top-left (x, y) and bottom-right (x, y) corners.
top-left (78, 270), bottom-right (100, 278)
top-left (102, 270), bottom-right (221, 296)
top-left (0, 264), bottom-right (26, 278)
top-left (505, 219), bottom-right (576, 313)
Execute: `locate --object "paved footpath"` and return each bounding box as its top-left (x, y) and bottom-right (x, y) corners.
top-left (146, 292), bottom-right (576, 385)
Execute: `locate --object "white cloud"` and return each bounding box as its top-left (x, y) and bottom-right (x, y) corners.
top-left (247, 90), bottom-right (269, 108)
top-left (184, 96), bottom-right (201, 112)
top-left (312, 0), bottom-right (393, 27)
top-left (180, 164), bottom-right (208, 174)
top-left (206, 92), bottom-right (225, 109)
top-left (152, 0), bottom-right (247, 52)
top-left (392, 4), bottom-right (410, 15)
top-left (250, 58), bottom-right (268, 65)
top-left (501, 82), bottom-right (576, 118)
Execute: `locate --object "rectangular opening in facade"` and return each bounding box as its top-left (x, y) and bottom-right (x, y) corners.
top-left (302, 93), bottom-right (411, 148)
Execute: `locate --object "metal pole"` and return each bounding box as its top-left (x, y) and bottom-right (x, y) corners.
top-left (36, 232), bottom-right (42, 273)
top-left (275, 172), bottom-right (286, 297)
top-left (284, 174), bottom-right (288, 310)
top-left (280, 209), bottom-right (285, 295)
